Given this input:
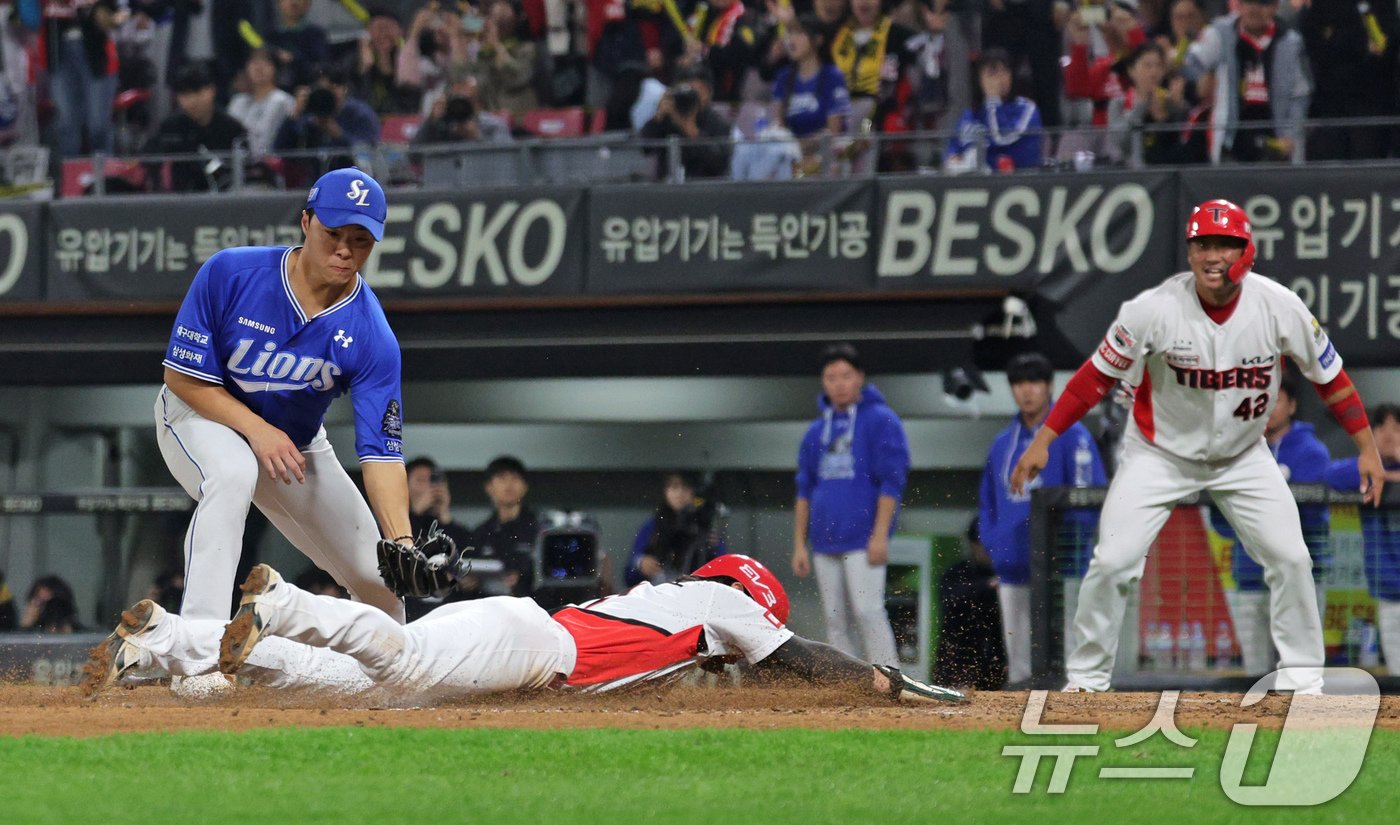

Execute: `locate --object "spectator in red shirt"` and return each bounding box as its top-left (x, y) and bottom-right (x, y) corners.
top-left (1062, 0), bottom-right (1146, 129)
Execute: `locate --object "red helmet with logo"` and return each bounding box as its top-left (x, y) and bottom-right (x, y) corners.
top-left (692, 554), bottom-right (790, 624)
top-left (1186, 198), bottom-right (1255, 283)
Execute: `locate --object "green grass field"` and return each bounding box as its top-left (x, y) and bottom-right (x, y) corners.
top-left (4, 727), bottom-right (1395, 823)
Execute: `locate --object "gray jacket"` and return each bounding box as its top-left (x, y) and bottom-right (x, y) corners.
top-left (1182, 15), bottom-right (1310, 162)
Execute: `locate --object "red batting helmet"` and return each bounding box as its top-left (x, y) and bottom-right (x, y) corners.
top-left (1186, 198), bottom-right (1255, 283)
top-left (692, 554), bottom-right (790, 624)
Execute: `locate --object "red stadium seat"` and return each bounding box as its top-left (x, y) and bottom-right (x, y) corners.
top-left (380, 114), bottom-right (425, 144)
top-left (589, 107), bottom-right (607, 134)
top-left (60, 158), bottom-right (150, 197)
top-left (520, 107), bottom-right (586, 138)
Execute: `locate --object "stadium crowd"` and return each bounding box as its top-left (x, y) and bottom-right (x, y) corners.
top-left (2, 0), bottom-right (1398, 191)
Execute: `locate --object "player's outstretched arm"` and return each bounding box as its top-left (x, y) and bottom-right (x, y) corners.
top-left (164, 367), bottom-right (306, 484)
top-left (1010, 360), bottom-right (1117, 495)
top-left (362, 461), bottom-right (414, 542)
top-left (1314, 370), bottom-right (1385, 506)
top-left (757, 636), bottom-right (966, 702)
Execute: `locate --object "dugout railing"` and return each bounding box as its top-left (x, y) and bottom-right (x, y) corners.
top-left (1029, 483), bottom-right (1400, 692)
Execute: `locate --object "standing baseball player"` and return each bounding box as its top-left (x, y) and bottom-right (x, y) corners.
top-left (81, 552), bottom-right (964, 705)
top-left (156, 167), bottom-right (409, 634)
top-left (1012, 198), bottom-right (1386, 693)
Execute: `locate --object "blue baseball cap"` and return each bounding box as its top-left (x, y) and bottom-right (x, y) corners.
top-left (305, 168), bottom-right (387, 241)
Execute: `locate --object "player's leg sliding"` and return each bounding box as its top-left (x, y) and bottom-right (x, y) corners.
top-left (80, 600), bottom-right (165, 697)
top-left (220, 563), bottom-right (416, 683)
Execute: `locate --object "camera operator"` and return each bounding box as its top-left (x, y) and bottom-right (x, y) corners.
top-left (638, 65), bottom-right (733, 180)
top-left (143, 61), bottom-right (247, 192)
top-left (455, 455), bottom-right (537, 600)
top-left (625, 471), bottom-right (728, 587)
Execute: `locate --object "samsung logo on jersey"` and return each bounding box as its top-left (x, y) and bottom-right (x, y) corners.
top-left (175, 325), bottom-right (209, 346)
top-left (226, 339), bottom-right (340, 392)
top-left (237, 316), bottom-right (276, 335)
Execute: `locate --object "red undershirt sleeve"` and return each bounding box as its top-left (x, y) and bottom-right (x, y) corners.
top-left (1314, 369), bottom-right (1370, 435)
top-left (1045, 361), bottom-right (1117, 435)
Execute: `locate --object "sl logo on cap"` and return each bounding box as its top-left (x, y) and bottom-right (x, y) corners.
top-left (347, 179), bottom-right (371, 207)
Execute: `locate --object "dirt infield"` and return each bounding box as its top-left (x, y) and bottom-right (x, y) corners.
top-left (3, 682), bottom-right (1398, 738)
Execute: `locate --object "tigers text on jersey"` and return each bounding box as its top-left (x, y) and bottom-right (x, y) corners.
top-left (1090, 272), bottom-right (1341, 462)
top-left (162, 246), bottom-right (404, 462)
top-left (553, 580), bottom-right (794, 692)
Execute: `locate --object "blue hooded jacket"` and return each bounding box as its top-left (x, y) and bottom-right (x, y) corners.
top-left (978, 408), bottom-right (1105, 585)
top-left (1326, 456), bottom-right (1400, 601)
top-left (795, 384), bottom-right (910, 554)
top-left (1210, 422), bottom-right (1330, 591)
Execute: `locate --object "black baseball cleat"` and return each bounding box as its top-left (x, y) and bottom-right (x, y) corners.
top-left (80, 599), bottom-right (165, 698)
top-left (219, 564), bottom-right (283, 675)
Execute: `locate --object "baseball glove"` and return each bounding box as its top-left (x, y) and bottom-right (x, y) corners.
top-left (874, 664), bottom-right (968, 704)
top-left (376, 525), bottom-right (469, 598)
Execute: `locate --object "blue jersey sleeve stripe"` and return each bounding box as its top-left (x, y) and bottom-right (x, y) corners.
top-left (162, 360), bottom-right (224, 385)
top-left (359, 455), bottom-right (405, 463)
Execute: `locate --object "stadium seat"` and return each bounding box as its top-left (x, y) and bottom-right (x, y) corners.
top-left (60, 158), bottom-right (150, 197)
top-left (589, 107), bottom-right (607, 135)
top-left (520, 107), bottom-right (586, 138)
top-left (380, 114), bottom-right (425, 145)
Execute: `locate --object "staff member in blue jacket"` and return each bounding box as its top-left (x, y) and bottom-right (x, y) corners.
top-left (792, 343), bottom-right (908, 666)
top-left (980, 353), bottom-right (1105, 685)
top-left (1211, 369), bottom-right (1330, 675)
top-left (1326, 402), bottom-right (1400, 674)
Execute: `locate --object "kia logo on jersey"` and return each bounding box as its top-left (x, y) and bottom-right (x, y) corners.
top-left (225, 338), bottom-right (342, 393)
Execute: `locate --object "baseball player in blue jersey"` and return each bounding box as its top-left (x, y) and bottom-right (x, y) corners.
top-left (156, 167), bottom-right (409, 629)
top-left (979, 353), bottom-right (1105, 686)
top-left (1326, 403), bottom-right (1400, 674)
top-left (1210, 370), bottom-right (1330, 675)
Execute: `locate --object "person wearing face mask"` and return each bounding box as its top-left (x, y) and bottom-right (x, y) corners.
top-left (791, 343), bottom-right (908, 667)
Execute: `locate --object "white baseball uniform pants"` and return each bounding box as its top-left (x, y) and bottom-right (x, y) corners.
top-left (1380, 600), bottom-right (1400, 676)
top-left (254, 580), bottom-right (576, 696)
top-left (1067, 435), bottom-right (1324, 692)
top-left (126, 611), bottom-right (376, 692)
top-left (155, 387), bottom-right (405, 624)
top-left (998, 583), bottom-right (1031, 684)
top-left (1225, 590), bottom-right (1275, 675)
top-left (812, 550), bottom-right (900, 666)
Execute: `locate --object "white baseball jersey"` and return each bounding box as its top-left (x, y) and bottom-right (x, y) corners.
top-left (1090, 272), bottom-right (1342, 462)
top-left (553, 581), bottom-right (795, 692)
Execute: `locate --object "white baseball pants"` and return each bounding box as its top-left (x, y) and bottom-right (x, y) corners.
top-left (255, 581), bottom-right (576, 696)
top-left (1225, 590), bottom-right (1275, 675)
top-left (128, 612), bottom-right (376, 692)
top-left (812, 550), bottom-right (900, 666)
top-left (1067, 435), bottom-right (1324, 692)
top-left (999, 583), bottom-right (1031, 684)
top-left (1380, 600), bottom-right (1400, 676)
top-left (155, 387), bottom-right (405, 623)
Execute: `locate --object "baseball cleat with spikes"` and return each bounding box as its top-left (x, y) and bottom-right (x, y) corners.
top-left (219, 564), bottom-right (283, 675)
top-left (80, 599), bottom-right (165, 698)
